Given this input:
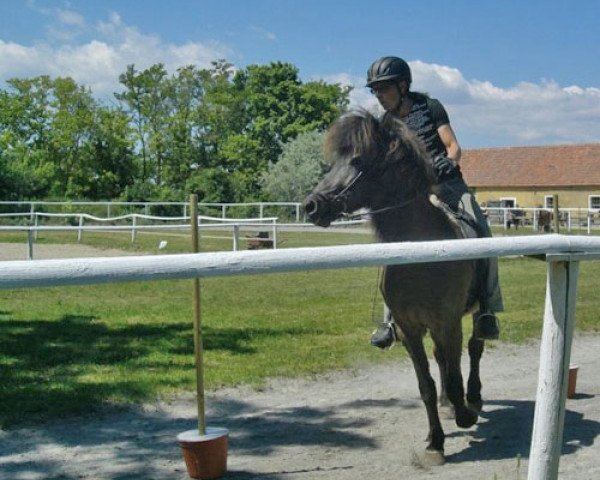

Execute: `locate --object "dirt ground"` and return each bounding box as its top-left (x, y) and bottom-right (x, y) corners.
top-left (0, 244), bottom-right (599, 479)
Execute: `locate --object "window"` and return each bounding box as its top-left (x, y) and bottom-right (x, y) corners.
top-left (589, 195), bottom-right (600, 211)
top-left (500, 197), bottom-right (516, 208)
top-left (544, 196), bottom-right (554, 209)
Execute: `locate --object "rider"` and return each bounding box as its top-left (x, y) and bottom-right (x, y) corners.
top-left (366, 56), bottom-right (503, 348)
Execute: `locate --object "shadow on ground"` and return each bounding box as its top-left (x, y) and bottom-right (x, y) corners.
top-left (446, 398), bottom-right (600, 463)
top-left (0, 312), bottom-right (311, 427)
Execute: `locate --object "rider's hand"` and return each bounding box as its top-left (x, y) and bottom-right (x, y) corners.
top-left (433, 154), bottom-right (458, 180)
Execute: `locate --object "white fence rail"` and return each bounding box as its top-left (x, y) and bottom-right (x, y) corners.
top-left (0, 200), bottom-right (305, 221)
top-left (0, 234), bottom-right (599, 480)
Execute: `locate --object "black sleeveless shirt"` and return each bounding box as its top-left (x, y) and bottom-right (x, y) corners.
top-left (385, 92), bottom-right (450, 159)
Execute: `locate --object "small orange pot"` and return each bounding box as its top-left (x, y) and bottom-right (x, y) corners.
top-left (177, 427), bottom-right (229, 479)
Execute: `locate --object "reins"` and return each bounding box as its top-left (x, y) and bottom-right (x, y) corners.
top-left (343, 191), bottom-right (425, 221)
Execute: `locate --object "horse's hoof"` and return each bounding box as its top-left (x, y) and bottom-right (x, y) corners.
top-left (455, 407), bottom-right (478, 429)
top-left (418, 448), bottom-right (445, 467)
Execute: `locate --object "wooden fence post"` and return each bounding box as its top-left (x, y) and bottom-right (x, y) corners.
top-left (553, 194), bottom-right (560, 233)
top-left (190, 194), bottom-right (206, 436)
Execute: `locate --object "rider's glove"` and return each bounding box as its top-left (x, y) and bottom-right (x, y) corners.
top-left (433, 154), bottom-right (459, 180)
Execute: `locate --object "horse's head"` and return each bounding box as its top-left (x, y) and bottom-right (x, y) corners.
top-left (303, 110), bottom-right (433, 227)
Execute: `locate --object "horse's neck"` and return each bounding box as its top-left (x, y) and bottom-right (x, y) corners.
top-left (371, 195), bottom-right (458, 243)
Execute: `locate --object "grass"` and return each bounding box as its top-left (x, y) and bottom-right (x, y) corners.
top-left (0, 228), bottom-right (599, 427)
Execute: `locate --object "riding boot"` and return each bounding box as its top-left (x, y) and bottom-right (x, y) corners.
top-left (473, 311), bottom-right (500, 340)
top-left (473, 258), bottom-right (500, 340)
top-left (371, 307), bottom-right (398, 349)
top-left (371, 321), bottom-right (397, 349)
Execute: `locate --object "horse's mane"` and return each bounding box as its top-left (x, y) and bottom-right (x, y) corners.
top-left (324, 109), bottom-right (436, 193)
top-left (323, 109), bottom-right (384, 165)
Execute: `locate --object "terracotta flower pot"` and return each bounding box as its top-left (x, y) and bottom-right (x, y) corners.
top-left (177, 427), bottom-right (229, 479)
top-left (567, 364), bottom-right (579, 399)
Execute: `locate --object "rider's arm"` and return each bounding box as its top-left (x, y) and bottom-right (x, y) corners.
top-left (438, 123), bottom-right (462, 164)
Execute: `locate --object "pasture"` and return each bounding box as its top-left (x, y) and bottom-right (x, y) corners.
top-left (0, 228), bottom-right (599, 429)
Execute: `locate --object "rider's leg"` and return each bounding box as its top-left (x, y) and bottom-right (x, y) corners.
top-left (371, 303), bottom-right (397, 349)
top-left (461, 192), bottom-right (503, 340)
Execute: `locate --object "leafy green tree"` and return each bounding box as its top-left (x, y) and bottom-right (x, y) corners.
top-left (70, 106), bottom-right (136, 199)
top-left (162, 65), bottom-right (208, 190)
top-left (218, 61), bottom-right (350, 200)
top-left (0, 76), bottom-right (58, 198)
top-left (48, 77), bottom-right (98, 197)
top-left (261, 130), bottom-right (327, 202)
top-left (116, 64), bottom-right (170, 184)
top-left (0, 60), bottom-right (350, 203)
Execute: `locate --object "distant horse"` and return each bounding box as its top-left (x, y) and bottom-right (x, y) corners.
top-left (303, 110), bottom-right (484, 465)
top-left (537, 209), bottom-right (553, 232)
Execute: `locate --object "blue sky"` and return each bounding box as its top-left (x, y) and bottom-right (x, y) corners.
top-left (1, 0), bottom-right (599, 148)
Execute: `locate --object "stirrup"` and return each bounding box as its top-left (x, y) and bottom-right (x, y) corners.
top-left (371, 322), bottom-right (397, 350)
top-left (474, 312), bottom-right (500, 341)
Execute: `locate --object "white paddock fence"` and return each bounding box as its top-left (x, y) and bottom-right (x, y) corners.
top-left (0, 211), bottom-right (367, 259)
top-left (485, 207), bottom-right (600, 232)
top-left (0, 213), bottom-right (279, 259)
top-left (0, 234), bottom-right (599, 480)
top-left (0, 200), bottom-right (304, 221)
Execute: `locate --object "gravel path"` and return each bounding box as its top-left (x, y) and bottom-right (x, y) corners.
top-left (1, 336), bottom-right (599, 480)
top-left (0, 244), bottom-right (598, 479)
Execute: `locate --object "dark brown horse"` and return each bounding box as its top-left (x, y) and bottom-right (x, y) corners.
top-left (537, 209), bottom-right (553, 232)
top-left (303, 110), bottom-right (484, 465)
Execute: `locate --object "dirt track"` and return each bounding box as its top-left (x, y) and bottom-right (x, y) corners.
top-left (0, 336), bottom-right (599, 480)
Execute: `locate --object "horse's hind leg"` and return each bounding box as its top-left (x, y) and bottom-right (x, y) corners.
top-left (401, 332), bottom-right (446, 465)
top-left (466, 320), bottom-right (485, 412)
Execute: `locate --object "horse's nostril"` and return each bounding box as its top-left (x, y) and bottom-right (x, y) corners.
top-left (303, 199), bottom-right (319, 216)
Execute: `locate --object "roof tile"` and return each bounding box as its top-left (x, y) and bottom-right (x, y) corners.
top-left (461, 144), bottom-right (600, 187)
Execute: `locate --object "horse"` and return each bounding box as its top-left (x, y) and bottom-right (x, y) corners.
top-left (302, 110), bottom-right (485, 465)
top-left (537, 209), bottom-right (553, 232)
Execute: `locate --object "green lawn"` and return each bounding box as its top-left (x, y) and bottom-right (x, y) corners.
top-left (0, 229), bottom-right (599, 427)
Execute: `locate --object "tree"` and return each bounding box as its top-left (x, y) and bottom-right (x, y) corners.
top-left (220, 61), bottom-right (350, 200)
top-left (0, 60), bottom-right (351, 203)
top-left (115, 64), bottom-right (170, 184)
top-left (261, 130), bottom-right (327, 202)
top-left (70, 106), bottom-right (136, 200)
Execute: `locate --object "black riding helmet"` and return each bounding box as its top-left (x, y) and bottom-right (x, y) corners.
top-left (366, 56), bottom-right (412, 87)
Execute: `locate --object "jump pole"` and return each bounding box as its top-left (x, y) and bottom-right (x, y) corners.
top-left (190, 194), bottom-right (206, 435)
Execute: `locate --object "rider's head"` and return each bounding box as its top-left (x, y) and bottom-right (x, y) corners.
top-left (366, 56), bottom-right (411, 113)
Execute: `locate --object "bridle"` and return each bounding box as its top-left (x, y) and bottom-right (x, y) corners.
top-left (330, 160), bottom-right (425, 221)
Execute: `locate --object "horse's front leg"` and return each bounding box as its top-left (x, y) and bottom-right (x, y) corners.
top-left (433, 345), bottom-right (453, 412)
top-left (401, 330), bottom-right (446, 466)
top-left (431, 327), bottom-right (478, 430)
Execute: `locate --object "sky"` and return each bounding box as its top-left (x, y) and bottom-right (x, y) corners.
top-left (1, 0), bottom-right (599, 148)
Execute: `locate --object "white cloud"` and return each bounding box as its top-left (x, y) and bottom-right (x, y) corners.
top-left (0, 11), bottom-right (232, 98)
top-left (57, 9), bottom-right (86, 27)
top-left (250, 26), bottom-right (277, 41)
top-left (323, 62), bottom-right (600, 147)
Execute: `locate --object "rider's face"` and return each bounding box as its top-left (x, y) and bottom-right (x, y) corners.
top-left (370, 81), bottom-right (402, 112)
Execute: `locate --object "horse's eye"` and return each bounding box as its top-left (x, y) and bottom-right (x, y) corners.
top-left (349, 156), bottom-right (363, 169)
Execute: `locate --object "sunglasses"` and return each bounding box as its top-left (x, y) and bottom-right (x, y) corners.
top-left (369, 82), bottom-right (396, 95)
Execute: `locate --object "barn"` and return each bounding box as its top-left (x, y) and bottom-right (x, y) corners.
top-left (460, 143), bottom-right (600, 211)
